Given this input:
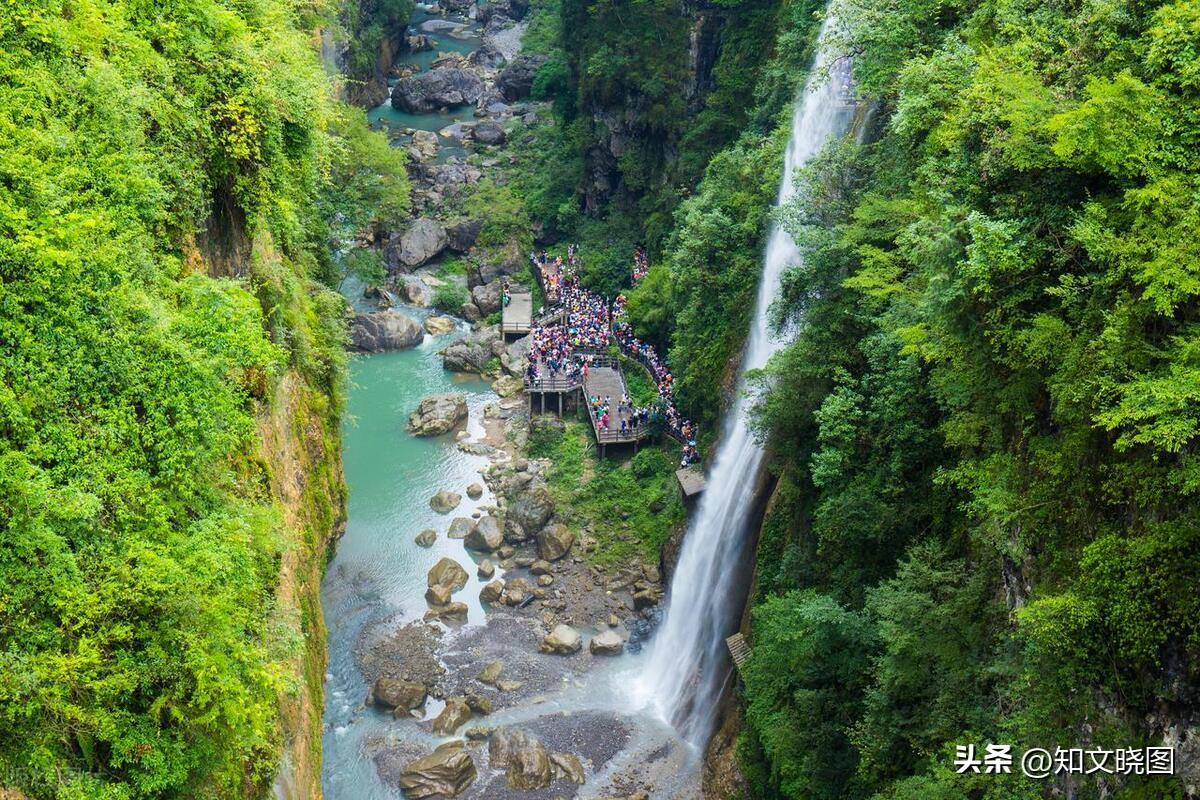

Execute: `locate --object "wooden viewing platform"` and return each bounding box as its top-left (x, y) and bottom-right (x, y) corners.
top-left (501, 288), bottom-right (532, 336)
top-left (582, 356), bottom-right (652, 454)
top-left (726, 632), bottom-right (751, 673)
top-left (676, 466), bottom-right (706, 499)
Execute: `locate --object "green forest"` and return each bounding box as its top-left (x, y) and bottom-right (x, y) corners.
top-left (743, 0), bottom-right (1200, 797)
top-left (513, 0), bottom-right (1200, 796)
top-left (0, 0), bottom-right (406, 795)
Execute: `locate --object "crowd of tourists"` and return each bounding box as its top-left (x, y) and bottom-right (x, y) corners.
top-left (524, 246), bottom-right (699, 466)
top-left (525, 251), bottom-right (609, 387)
top-left (611, 294), bottom-right (699, 465)
top-left (530, 250), bottom-right (567, 305)
top-left (632, 246), bottom-right (649, 283)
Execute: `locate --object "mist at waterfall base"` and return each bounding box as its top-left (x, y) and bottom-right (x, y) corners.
top-left (632, 23), bottom-right (856, 746)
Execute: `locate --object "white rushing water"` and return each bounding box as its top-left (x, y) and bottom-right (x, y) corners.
top-left (634, 19), bottom-right (856, 745)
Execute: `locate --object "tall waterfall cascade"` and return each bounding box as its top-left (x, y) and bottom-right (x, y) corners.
top-left (633, 18), bottom-right (857, 746)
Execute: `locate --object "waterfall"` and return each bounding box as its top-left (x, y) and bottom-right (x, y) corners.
top-left (635, 18), bottom-right (856, 746)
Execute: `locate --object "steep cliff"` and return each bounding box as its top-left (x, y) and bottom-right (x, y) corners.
top-left (339, 0), bottom-right (416, 107)
top-left (0, 0), bottom-right (390, 794)
top-left (559, 0), bottom-right (793, 243)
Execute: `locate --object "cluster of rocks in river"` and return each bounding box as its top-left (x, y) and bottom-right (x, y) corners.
top-left (338, 0), bottom-right (560, 340)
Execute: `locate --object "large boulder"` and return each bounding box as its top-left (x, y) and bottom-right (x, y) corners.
top-left (633, 588), bottom-right (661, 609)
top-left (428, 557), bottom-right (469, 593)
top-left (464, 690), bottom-right (494, 714)
top-left (400, 280), bottom-right (430, 306)
top-left (407, 33), bottom-right (434, 51)
top-left (500, 577), bottom-right (531, 606)
top-left (399, 741), bottom-right (477, 798)
top-left (465, 515), bottom-right (503, 551)
top-left (496, 55), bottom-right (549, 101)
top-left (468, 40), bottom-right (506, 70)
top-left (392, 218), bottom-right (449, 269)
top-left (418, 18), bottom-right (461, 33)
top-left (479, 579), bottom-right (505, 603)
top-left (446, 219), bottom-right (482, 252)
top-left (483, 11), bottom-right (515, 35)
top-left (478, 661), bottom-right (504, 685)
top-left (502, 518), bottom-right (527, 544)
top-left (589, 630), bottom-right (625, 656)
top-left (373, 677), bottom-right (428, 711)
top-left (424, 601), bottom-right (468, 622)
top-left (409, 129), bottom-right (440, 162)
top-left (550, 752), bottom-right (586, 784)
top-left (415, 529), bottom-right (437, 547)
top-left (471, 279), bottom-right (504, 315)
top-left (432, 697), bottom-right (472, 735)
top-left (408, 394), bottom-right (468, 436)
top-left (393, 67), bottom-right (485, 113)
top-left (448, 517), bottom-right (476, 539)
top-left (424, 315), bottom-right (457, 335)
top-left (491, 375), bottom-right (522, 398)
top-left (471, 119), bottom-right (506, 146)
top-left (440, 326), bottom-right (501, 373)
top-left (425, 583), bottom-right (453, 606)
top-left (537, 523), bottom-right (575, 561)
top-left (501, 335), bottom-right (531, 376)
top-left (460, 302), bottom-right (482, 323)
top-left (540, 624), bottom-right (582, 655)
top-left (429, 489), bottom-right (463, 513)
top-left (350, 311), bottom-right (424, 352)
top-left (489, 728), bottom-right (553, 790)
top-left (506, 488), bottom-right (554, 537)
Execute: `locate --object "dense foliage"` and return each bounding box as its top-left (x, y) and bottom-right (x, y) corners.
top-left (739, 0), bottom-right (1200, 797)
top-left (529, 419), bottom-right (684, 566)
top-left (339, 0), bottom-right (414, 95)
top-left (0, 0), bottom-right (405, 795)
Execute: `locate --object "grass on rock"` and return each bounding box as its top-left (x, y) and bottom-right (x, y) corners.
top-left (529, 418), bottom-right (684, 567)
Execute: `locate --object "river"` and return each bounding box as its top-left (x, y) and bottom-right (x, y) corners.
top-left (320, 312), bottom-right (496, 799)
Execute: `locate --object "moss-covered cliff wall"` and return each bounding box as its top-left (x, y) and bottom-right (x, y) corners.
top-left (0, 0), bottom-right (404, 795)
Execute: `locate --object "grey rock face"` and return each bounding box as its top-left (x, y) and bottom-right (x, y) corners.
top-left (398, 741), bottom-right (476, 798)
top-left (496, 55), bottom-right (548, 101)
top-left (408, 395), bottom-right (468, 436)
top-left (392, 67), bottom-right (485, 113)
top-left (350, 311), bottom-right (424, 352)
top-left (392, 218), bottom-right (448, 269)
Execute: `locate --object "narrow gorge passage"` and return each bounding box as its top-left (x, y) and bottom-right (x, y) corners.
top-left (320, 6), bottom-right (855, 799)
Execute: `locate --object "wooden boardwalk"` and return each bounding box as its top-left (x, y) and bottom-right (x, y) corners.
top-left (501, 289), bottom-right (532, 336)
top-left (582, 358), bottom-right (651, 450)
